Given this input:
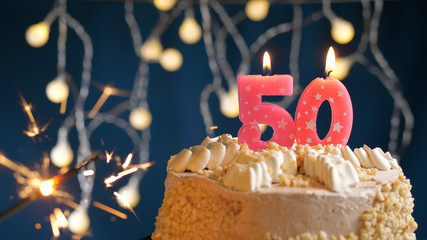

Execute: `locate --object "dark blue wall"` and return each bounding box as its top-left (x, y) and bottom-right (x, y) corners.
top-left (0, 1), bottom-right (426, 239)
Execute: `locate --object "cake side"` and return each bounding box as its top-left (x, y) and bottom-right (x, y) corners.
top-left (152, 135), bottom-right (417, 240)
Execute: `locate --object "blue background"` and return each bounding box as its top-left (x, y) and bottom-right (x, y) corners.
top-left (0, 0), bottom-right (426, 239)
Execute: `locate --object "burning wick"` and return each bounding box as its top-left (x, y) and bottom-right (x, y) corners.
top-left (262, 52), bottom-right (272, 76)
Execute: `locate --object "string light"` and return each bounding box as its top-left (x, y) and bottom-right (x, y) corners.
top-left (179, 17), bottom-right (202, 44)
top-left (139, 38), bottom-right (163, 61)
top-left (153, 0), bottom-right (177, 11)
top-left (46, 76), bottom-right (69, 104)
top-left (67, 209), bottom-right (90, 235)
top-left (159, 48), bottom-right (183, 72)
top-left (331, 18), bottom-right (355, 44)
top-left (219, 87), bottom-right (239, 118)
top-left (129, 107), bottom-right (152, 130)
top-left (117, 185), bottom-right (140, 209)
top-left (245, 0), bottom-right (270, 22)
top-left (25, 22), bottom-right (50, 48)
top-left (50, 142), bottom-right (74, 168)
top-left (331, 57), bottom-right (353, 80)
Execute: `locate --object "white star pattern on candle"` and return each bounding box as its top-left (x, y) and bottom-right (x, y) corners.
top-left (277, 119), bottom-right (288, 129)
top-left (342, 138), bottom-right (347, 145)
top-left (245, 86), bottom-right (251, 92)
top-left (321, 85), bottom-right (324, 89)
top-left (326, 137), bottom-right (332, 143)
top-left (261, 84), bottom-right (265, 88)
top-left (279, 87), bottom-right (286, 94)
top-left (338, 91), bottom-right (344, 97)
top-left (297, 127), bottom-right (301, 131)
top-left (248, 111), bottom-right (251, 115)
top-left (250, 119), bottom-right (258, 125)
top-left (315, 93), bottom-right (322, 100)
top-left (264, 114), bottom-right (268, 118)
top-left (245, 101), bottom-right (248, 105)
top-left (333, 121), bottom-right (343, 133)
top-left (297, 112), bottom-right (301, 119)
top-left (303, 101), bottom-right (306, 104)
top-left (329, 97), bottom-right (334, 103)
top-left (311, 106), bottom-right (317, 112)
top-left (253, 106), bottom-right (259, 111)
top-left (289, 133), bottom-right (295, 139)
top-left (343, 112), bottom-right (347, 116)
top-left (306, 120), bottom-right (315, 130)
top-left (306, 137), bottom-right (312, 143)
top-left (252, 137), bottom-right (258, 143)
top-left (256, 92), bottom-right (262, 99)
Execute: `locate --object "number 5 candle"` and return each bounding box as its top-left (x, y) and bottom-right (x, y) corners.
top-left (295, 47), bottom-right (353, 146)
top-left (238, 52), bottom-right (295, 151)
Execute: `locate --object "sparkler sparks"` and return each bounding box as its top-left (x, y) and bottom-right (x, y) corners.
top-left (18, 92), bottom-right (50, 138)
top-left (88, 85), bottom-right (131, 118)
top-left (114, 191), bottom-right (139, 220)
top-left (122, 153), bottom-right (133, 169)
top-left (92, 201), bottom-right (127, 220)
top-left (104, 161), bottom-right (154, 187)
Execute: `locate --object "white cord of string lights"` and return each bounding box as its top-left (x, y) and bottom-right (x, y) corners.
top-left (363, 0), bottom-right (413, 158)
top-left (64, 12), bottom-right (94, 210)
top-left (124, 0), bottom-right (152, 186)
top-left (320, 0), bottom-right (413, 159)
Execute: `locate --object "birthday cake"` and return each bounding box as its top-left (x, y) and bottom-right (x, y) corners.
top-left (152, 134), bottom-right (417, 240)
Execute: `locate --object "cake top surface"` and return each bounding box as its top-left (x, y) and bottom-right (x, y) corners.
top-left (167, 134), bottom-right (401, 193)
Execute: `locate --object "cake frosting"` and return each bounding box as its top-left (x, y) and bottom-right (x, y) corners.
top-left (152, 134), bottom-right (417, 240)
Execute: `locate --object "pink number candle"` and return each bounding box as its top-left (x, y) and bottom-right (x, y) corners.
top-left (238, 52), bottom-right (295, 151)
top-left (295, 47), bottom-right (353, 145)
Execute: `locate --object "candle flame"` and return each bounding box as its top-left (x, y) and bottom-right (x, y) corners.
top-left (325, 46), bottom-right (335, 76)
top-left (263, 51), bottom-right (271, 76)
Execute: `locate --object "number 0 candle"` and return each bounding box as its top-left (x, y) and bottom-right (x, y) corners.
top-left (238, 52), bottom-right (295, 151)
top-left (295, 47), bottom-right (353, 145)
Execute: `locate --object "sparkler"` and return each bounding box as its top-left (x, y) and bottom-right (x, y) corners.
top-left (0, 152), bottom-right (102, 223)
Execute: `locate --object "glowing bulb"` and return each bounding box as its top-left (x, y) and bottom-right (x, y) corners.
top-left (50, 142), bottom-right (74, 168)
top-left (117, 185), bottom-right (140, 209)
top-left (220, 87), bottom-right (239, 118)
top-left (179, 17), bottom-right (202, 44)
top-left (159, 48), bottom-right (183, 72)
top-left (39, 179), bottom-right (55, 196)
top-left (331, 57), bottom-right (353, 80)
top-left (46, 77), bottom-right (69, 103)
top-left (331, 18), bottom-right (355, 44)
top-left (140, 38), bottom-right (163, 61)
top-left (245, 0), bottom-right (270, 22)
top-left (153, 0), bottom-right (177, 11)
top-left (68, 209), bottom-right (90, 235)
top-left (129, 107), bottom-right (152, 130)
top-left (25, 22), bottom-right (50, 48)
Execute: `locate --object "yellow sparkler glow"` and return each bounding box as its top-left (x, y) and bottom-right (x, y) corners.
top-left (93, 201), bottom-right (127, 220)
top-left (105, 150), bottom-right (114, 164)
top-left (129, 161), bottom-right (155, 171)
top-left (118, 167), bottom-right (138, 177)
top-left (88, 87), bottom-right (113, 118)
top-left (40, 179), bottom-right (55, 196)
top-left (19, 93), bottom-right (49, 137)
top-left (82, 169), bottom-right (94, 176)
top-left (49, 213), bottom-right (60, 237)
top-left (122, 153), bottom-right (133, 169)
top-left (104, 175), bottom-right (122, 187)
top-left (53, 208), bottom-right (68, 228)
